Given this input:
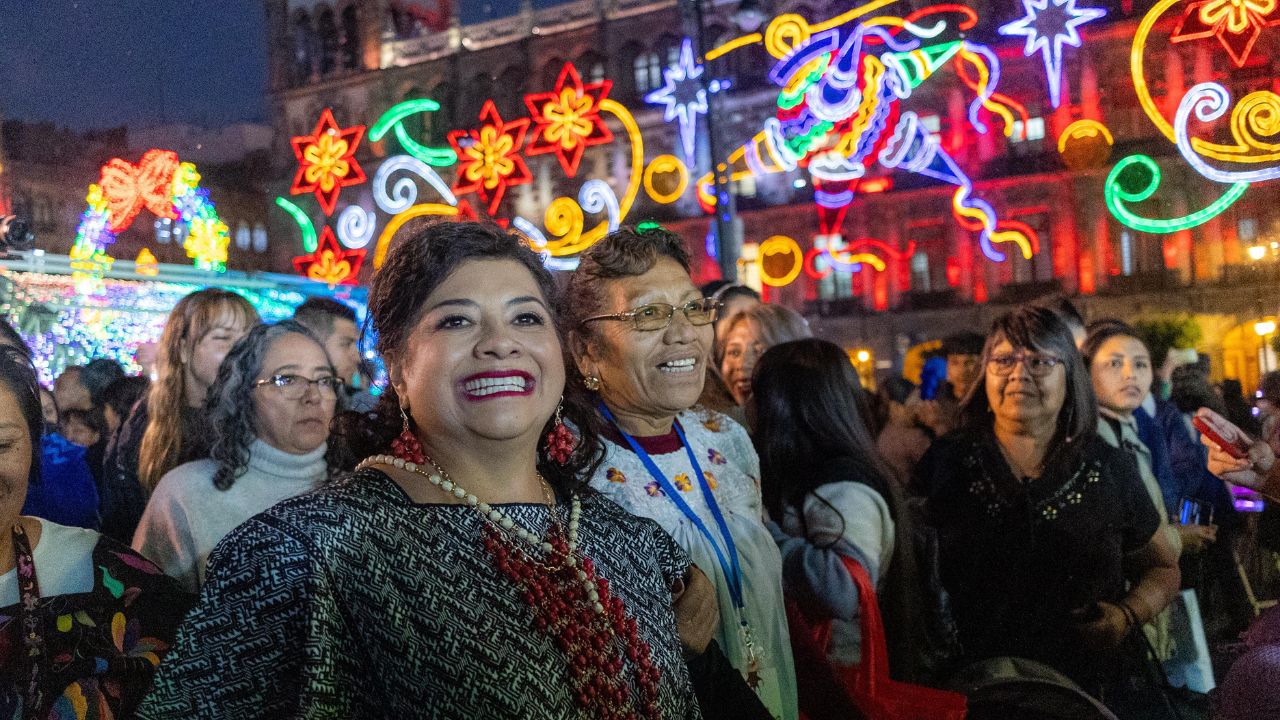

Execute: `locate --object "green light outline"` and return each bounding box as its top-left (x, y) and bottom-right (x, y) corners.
top-left (1104, 154), bottom-right (1248, 234)
top-left (370, 99), bottom-right (458, 167)
top-left (275, 196), bottom-right (318, 252)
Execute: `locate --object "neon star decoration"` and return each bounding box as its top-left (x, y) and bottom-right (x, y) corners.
top-left (999, 0), bottom-right (1107, 108)
top-left (293, 227), bottom-right (366, 286)
top-left (290, 109), bottom-right (367, 216)
top-left (524, 63), bottom-right (613, 177)
top-left (448, 100), bottom-right (532, 217)
top-left (1171, 0), bottom-right (1280, 67)
top-left (645, 38), bottom-right (710, 162)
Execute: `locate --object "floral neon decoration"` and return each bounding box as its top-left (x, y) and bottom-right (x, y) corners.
top-left (290, 109), bottom-right (367, 216)
top-left (448, 100), bottom-right (533, 217)
top-left (998, 0), bottom-right (1107, 108)
top-left (72, 150), bottom-right (231, 284)
top-left (525, 63), bottom-right (614, 177)
top-left (1171, 0), bottom-right (1280, 67)
top-left (292, 227), bottom-right (366, 286)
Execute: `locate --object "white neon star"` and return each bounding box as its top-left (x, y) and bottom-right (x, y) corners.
top-left (645, 38), bottom-right (708, 162)
top-left (999, 0), bottom-right (1107, 108)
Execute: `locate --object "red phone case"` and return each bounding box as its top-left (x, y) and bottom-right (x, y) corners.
top-left (1193, 416), bottom-right (1250, 459)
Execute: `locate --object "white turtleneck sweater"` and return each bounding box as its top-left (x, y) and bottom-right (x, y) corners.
top-left (132, 439), bottom-right (327, 592)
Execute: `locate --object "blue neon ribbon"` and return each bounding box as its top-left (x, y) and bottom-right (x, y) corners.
top-left (598, 402), bottom-right (746, 610)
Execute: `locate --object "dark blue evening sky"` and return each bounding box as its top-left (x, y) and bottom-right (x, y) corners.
top-left (0, 0), bottom-right (269, 130)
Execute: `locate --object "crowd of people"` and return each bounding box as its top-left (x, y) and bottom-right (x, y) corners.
top-left (3, 219), bottom-right (1279, 719)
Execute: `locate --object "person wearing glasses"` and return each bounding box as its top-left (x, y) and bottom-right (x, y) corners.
top-left (915, 307), bottom-right (1180, 714)
top-left (132, 321), bottom-right (341, 593)
top-left (565, 226), bottom-right (798, 720)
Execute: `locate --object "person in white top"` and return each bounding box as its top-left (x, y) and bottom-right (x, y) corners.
top-left (133, 320), bottom-right (340, 592)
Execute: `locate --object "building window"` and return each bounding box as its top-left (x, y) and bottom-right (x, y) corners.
top-left (154, 218), bottom-right (172, 244)
top-left (341, 5), bottom-right (360, 71)
top-left (910, 251), bottom-right (931, 292)
top-left (1239, 217), bottom-right (1258, 242)
top-left (235, 222), bottom-right (252, 250)
top-left (588, 61), bottom-right (606, 84)
top-left (1010, 117), bottom-right (1045, 142)
top-left (634, 52), bottom-right (661, 94)
top-left (293, 12), bottom-right (313, 83)
top-left (920, 114), bottom-right (941, 134)
top-left (1120, 231), bottom-right (1133, 275)
top-left (317, 8), bottom-right (339, 76)
top-left (253, 224), bottom-right (269, 253)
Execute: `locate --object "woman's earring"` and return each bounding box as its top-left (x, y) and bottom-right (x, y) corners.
top-left (390, 405), bottom-right (425, 464)
top-left (583, 374), bottom-right (601, 391)
top-left (545, 401), bottom-right (576, 465)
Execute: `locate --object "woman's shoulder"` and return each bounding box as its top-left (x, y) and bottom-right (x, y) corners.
top-left (152, 458), bottom-right (219, 495)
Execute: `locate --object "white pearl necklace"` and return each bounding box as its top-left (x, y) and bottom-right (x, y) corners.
top-left (357, 454), bottom-right (602, 613)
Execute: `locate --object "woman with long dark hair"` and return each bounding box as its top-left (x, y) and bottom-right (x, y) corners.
top-left (139, 222), bottom-right (703, 719)
top-left (751, 339), bottom-right (919, 679)
top-left (915, 306), bottom-right (1180, 715)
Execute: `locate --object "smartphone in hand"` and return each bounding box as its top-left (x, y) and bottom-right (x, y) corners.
top-left (1193, 407), bottom-right (1252, 460)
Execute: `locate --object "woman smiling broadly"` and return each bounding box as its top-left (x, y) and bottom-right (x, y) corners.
top-left (915, 307), bottom-right (1180, 714)
top-left (138, 222), bottom-right (702, 719)
top-left (132, 321), bottom-right (341, 593)
top-left (565, 227), bottom-right (798, 720)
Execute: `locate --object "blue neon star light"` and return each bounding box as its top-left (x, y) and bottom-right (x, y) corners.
top-left (645, 38), bottom-right (709, 162)
top-left (999, 0), bottom-right (1106, 108)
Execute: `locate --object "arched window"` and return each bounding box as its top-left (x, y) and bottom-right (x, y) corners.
top-left (293, 11), bottom-right (314, 83)
top-left (634, 52), bottom-right (661, 94)
top-left (235, 222), bottom-right (252, 250)
top-left (317, 7), bottom-right (339, 76)
top-left (579, 51), bottom-right (606, 84)
top-left (252, 224), bottom-right (269, 253)
top-left (341, 5), bottom-right (360, 70)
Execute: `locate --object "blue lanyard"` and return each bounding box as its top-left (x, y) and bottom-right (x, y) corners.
top-left (599, 403), bottom-right (746, 610)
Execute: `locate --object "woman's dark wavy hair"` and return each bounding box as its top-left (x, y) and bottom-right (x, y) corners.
top-left (331, 220), bottom-right (604, 493)
top-left (960, 306), bottom-right (1098, 466)
top-left (206, 320), bottom-right (341, 491)
top-left (751, 338), bottom-right (920, 681)
top-left (0, 347), bottom-right (44, 487)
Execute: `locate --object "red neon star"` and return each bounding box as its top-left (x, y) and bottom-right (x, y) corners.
top-left (292, 227), bottom-right (366, 286)
top-left (291, 109), bottom-right (367, 216)
top-left (448, 101), bottom-right (532, 217)
top-left (1172, 0), bottom-right (1280, 67)
top-left (523, 62), bottom-right (613, 177)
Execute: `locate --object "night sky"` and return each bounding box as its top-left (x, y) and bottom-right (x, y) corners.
top-left (0, 0), bottom-right (545, 131)
top-left (0, 0), bottom-right (268, 130)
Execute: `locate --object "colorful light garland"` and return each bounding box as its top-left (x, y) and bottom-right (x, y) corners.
top-left (999, 0), bottom-right (1106, 108)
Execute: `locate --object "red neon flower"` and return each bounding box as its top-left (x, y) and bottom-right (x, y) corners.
top-left (292, 227), bottom-right (365, 286)
top-left (99, 149), bottom-right (181, 233)
top-left (291, 109), bottom-right (367, 216)
top-left (1172, 0), bottom-right (1280, 66)
top-left (523, 62), bottom-right (613, 177)
top-left (448, 101), bottom-right (532, 217)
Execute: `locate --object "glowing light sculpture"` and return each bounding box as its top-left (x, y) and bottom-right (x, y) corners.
top-left (999, 0), bottom-right (1107, 108)
top-left (524, 63), bottom-right (614, 177)
top-left (290, 109), bottom-right (367, 216)
top-left (1171, 0), bottom-right (1280, 67)
top-left (447, 100), bottom-right (532, 217)
top-left (1104, 154), bottom-right (1248, 233)
top-left (293, 227), bottom-right (366, 286)
top-left (645, 38), bottom-right (711, 162)
top-left (369, 99), bottom-right (458, 167)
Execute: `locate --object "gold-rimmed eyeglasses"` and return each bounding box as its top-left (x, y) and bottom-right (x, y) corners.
top-left (987, 352), bottom-right (1065, 377)
top-left (582, 299), bottom-right (722, 332)
top-left (253, 374), bottom-right (343, 400)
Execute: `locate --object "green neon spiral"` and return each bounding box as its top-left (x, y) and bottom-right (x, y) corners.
top-left (1104, 154), bottom-right (1248, 234)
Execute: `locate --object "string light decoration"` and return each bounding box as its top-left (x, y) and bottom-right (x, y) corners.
top-left (290, 109), bottom-right (367, 216)
top-left (369, 99), bottom-right (458, 167)
top-left (645, 38), bottom-right (715, 162)
top-left (999, 0), bottom-right (1107, 108)
top-left (72, 150), bottom-right (231, 284)
top-left (448, 100), bottom-right (532, 217)
top-left (1171, 0), bottom-right (1280, 66)
top-left (292, 227), bottom-right (366, 286)
top-left (525, 62), bottom-right (614, 177)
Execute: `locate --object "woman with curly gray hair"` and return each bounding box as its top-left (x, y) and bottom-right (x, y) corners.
top-left (132, 320), bottom-right (341, 592)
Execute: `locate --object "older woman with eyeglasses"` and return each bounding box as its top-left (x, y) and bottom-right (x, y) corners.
top-left (565, 227), bottom-right (798, 720)
top-left (915, 307), bottom-right (1180, 713)
top-left (133, 321), bottom-right (340, 592)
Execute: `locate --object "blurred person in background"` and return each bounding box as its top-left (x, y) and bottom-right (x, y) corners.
top-left (1219, 378), bottom-right (1261, 438)
top-left (719, 304), bottom-right (812, 411)
top-left (874, 376), bottom-right (933, 487)
top-left (53, 365), bottom-right (91, 414)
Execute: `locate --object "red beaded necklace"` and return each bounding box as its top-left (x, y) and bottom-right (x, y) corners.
top-left (381, 438), bottom-right (664, 720)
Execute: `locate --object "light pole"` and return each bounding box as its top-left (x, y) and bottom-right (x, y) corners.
top-left (687, 0), bottom-right (763, 282)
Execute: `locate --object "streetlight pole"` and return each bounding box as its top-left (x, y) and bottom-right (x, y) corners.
top-left (687, 0), bottom-right (741, 282)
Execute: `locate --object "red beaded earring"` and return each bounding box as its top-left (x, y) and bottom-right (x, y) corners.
top-left (545, 401), bottom-right (576, 465)
top-left (390, 405), bottom-right (425, 464)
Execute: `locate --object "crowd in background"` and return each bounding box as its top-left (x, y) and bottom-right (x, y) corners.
top-left (4, 220), bottom-right (1280, 719)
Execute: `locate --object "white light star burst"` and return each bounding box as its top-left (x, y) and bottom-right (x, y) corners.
top-left (999, 0), bottom-right (1106, 108)
top-left (645, 38), bottom-right (709, 162)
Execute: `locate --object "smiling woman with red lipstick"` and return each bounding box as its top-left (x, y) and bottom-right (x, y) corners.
top-left (138, 221), bottom-right (708, 720)
top-left (564, 226), bottom-right (798, 720)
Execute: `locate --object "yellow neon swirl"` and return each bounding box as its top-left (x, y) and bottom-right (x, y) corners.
top-left (706, 34), bottom-right (762, 61)
top-left (372, 204), bottom-right (459, 269)
top-left (1132, 0), bottom-right (1181, 143)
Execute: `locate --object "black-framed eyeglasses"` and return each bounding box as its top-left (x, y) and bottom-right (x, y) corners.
top-left (582, 299), bottom-right (722, 332)
top-left (987, 352), bottom-right (1065, 377)
top-left (253, 374), bottom-right (343, 399)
